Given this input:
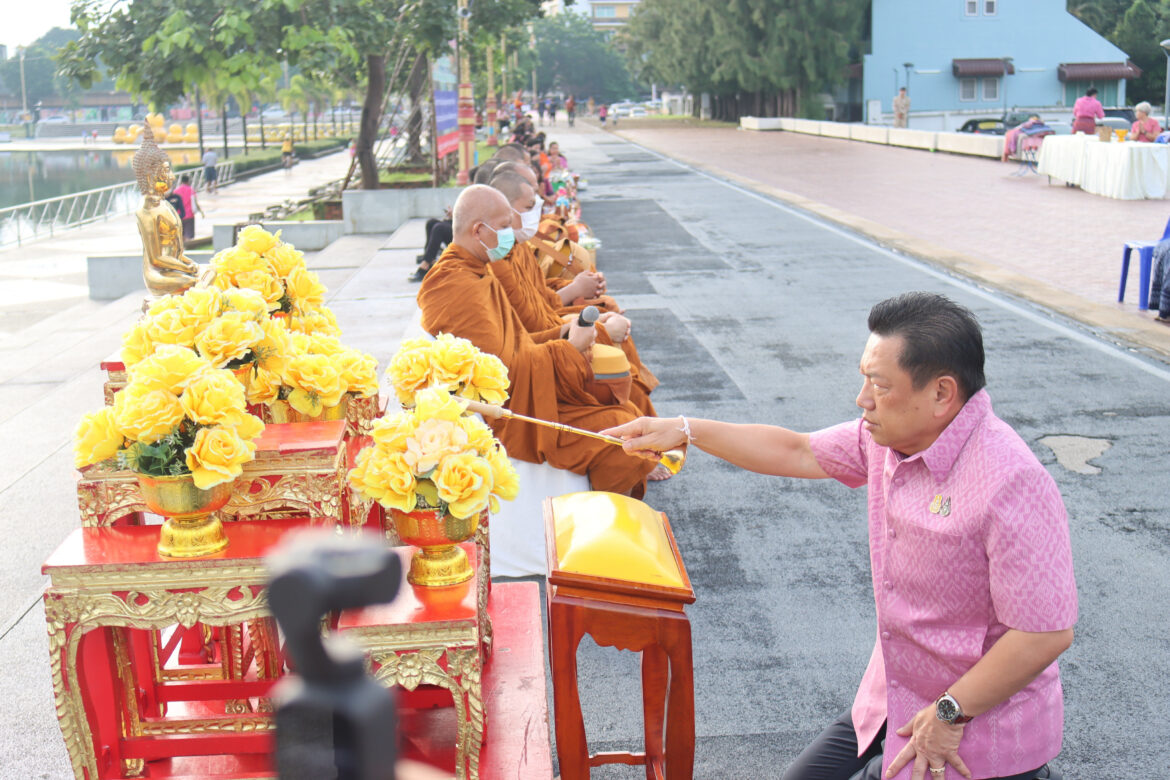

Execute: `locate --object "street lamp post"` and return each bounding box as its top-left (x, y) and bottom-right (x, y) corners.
top-left (18, 47), bottom-right (29, 139)
top-left (903, 62), bottom-right (914, 95)
top-left (1160, 39), bottom-right (1170, 129)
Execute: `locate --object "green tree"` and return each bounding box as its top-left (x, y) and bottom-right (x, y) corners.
top-left (1110, 0), bottom-right (1167, 103)
top-left (529, 14), bottom-right (635, 102)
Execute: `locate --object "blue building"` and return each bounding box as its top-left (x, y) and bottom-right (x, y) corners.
top-left (863, 0), bottom-right (1138, 126)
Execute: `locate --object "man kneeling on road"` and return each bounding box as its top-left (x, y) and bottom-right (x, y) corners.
top-left (605, 292), bottom-right (1076, 780)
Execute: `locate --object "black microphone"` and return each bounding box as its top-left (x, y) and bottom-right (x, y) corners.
top-left (576, 305), bottom-right (600, 327)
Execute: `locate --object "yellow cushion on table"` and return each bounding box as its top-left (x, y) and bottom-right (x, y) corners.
top-left (551, 491), bottom-right (684, 588)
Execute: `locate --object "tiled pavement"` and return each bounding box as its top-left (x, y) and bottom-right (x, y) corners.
top-left (612, 124), bottom-right (1170, 360)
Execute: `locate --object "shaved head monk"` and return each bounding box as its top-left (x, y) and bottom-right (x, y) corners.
top-left (492, 144), bottom-right (530, 163)
top-left (418, 185), bottom-right (659, 495)
top-left (488, 172), bottom-right (663, 434)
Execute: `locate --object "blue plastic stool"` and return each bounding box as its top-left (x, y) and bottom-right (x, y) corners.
top-left (1120, 216), bottom-right (1170, 309)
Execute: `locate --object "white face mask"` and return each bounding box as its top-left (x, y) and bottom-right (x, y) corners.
top-left (513, 201), bottom-right (542, 242)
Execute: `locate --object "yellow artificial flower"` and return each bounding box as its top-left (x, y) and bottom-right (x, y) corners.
top-left (145, 307), bottom-right (198, 348)
top-left (486, 446), bottom-right (519, 502)
top-left (386, 338), bottom-right (435, 404)
top-left (403, 418), bottom-right (468, 476)
top-left (248, 365), bottom-right (283, 404)
top-left (252, 318), bottom-right (292, 374)
top-left (219, 409), bottom-right (266, 441)
top-left (265, 242), bottom-right (306, 278)
top-left (464, 351), bottom-right (510, 405)
top-left (433, 451), bottom-right (493, 518)
top-left (129, 345), bottom-right (210, 394)
top-left (236, 225), bottom-right (281, 256)
top-left (285, 266), bottom-right (326, 313)
top-left (114, 386), bottom-right (185, 444)
top-left (220, 287), bottom-right (271, 320)
top-left (185, 425), bottom-right (256, 489)
top-left (177, 287), bottom-right (222, 332)
top-left (282, 353), bottom-right (345, 414)
top-left (212, 246), bottom-right (266, 283)
top-left (414, 386), bottom-right (467, 422)
top-left (194, 311), bottom-right (263, 368)
top-left (73, 406), bottom-right (125, 468)
top-left (348, 446), bottom-right (418, 512)
top-left (146, 294), bottom-right (183, 318)
top-left (370, 412), bottom-right (418, 450)
top-left (428, 333), bottom-right (478, 389)
top-left (335, 350), bottom-right (379, 398)
top-left (232, 270), bottom-right (284, 310)
top-left (121, 321), bottom-right (155, 368)
top-left (179, 368), bottom-right (248, 426)
top-left (458, 415), bottom-right (497, 455)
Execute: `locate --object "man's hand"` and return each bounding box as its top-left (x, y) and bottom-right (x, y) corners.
top-left (564, 271), bottom-right (605, 301)
top-left (885, 706), bottom-right (971, 780)
top-left (598, 311), bottom-right (630, 343)
top-left (601, 417), bottom-right (686, 461)
top-left (566, 318), bottom-right (596, 356)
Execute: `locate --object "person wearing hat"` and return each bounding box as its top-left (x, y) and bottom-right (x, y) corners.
top-left (604, 293), bottom-right (1076, 780)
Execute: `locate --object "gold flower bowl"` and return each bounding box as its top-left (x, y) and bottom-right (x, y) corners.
top-left (137, 473), bottom-right (232, 558)
top-left (268, 395), bottom-right (348, 424)
top-left (389, 504), bottom-right (484, 587)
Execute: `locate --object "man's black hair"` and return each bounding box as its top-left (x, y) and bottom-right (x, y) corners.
top-left (867, 292), bottom-right (985, 401)
top-left (180, 174), bottom-right (191, 184)
top-left (1086, 87), bottom-right (1098, 97)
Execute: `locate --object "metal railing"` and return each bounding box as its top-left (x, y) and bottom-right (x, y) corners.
top-left (0, 160), bottom-right (236, 249)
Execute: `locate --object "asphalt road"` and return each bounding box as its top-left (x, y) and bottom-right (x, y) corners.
top-left (560, 131), bottom-right (1170, 778)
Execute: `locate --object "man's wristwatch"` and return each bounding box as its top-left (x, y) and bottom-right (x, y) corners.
top-left (935, 692), bottom-right (973, 725)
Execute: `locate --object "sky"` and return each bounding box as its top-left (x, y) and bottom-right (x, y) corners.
top-left (3, 0), bottom-right (74, 53)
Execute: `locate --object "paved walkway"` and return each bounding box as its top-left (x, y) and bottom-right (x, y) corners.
top-left (0, 149), bottom-right (353, 334)
top-left (610, 123), bottom-right (1170, 361)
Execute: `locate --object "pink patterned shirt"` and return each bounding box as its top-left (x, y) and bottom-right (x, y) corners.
top-left (809, 390), bottom-right (1077, 779)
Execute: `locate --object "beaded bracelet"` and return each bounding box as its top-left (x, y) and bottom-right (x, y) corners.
top-left (677, 415), bottom-right (693, 445)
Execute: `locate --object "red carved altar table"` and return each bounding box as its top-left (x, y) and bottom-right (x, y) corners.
top-left (42, 518), bottom-right (309, 780)
top-left (544, 492), bottom-right (696, 780)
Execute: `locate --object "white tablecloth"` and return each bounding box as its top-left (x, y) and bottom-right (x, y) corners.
top-left (1037, 134), bottom-right (1170, 199)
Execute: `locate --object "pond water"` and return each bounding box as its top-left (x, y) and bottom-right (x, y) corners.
top-left (0, 148), bottom-right (235, 210)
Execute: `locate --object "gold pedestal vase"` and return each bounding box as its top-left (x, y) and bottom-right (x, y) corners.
top-left (136, 473), bottom-right (233, 558)
top-left (390, 503), bottom-right (485, 588)
top-left (268, 395), bottom-right (349, 424)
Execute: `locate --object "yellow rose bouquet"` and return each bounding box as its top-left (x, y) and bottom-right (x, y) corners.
top-left (74, 345), bottom-right (265, 489)
top-left (212, 226), bottom-right (328, 317)
top-left (387, 333), bottom-right (510, 407)
top-left (121, 287), bottom-right (286, 379)
top-left (348, 386), bottom-right (519, 519)
top-left (248, 331), bottom-right (380, 418)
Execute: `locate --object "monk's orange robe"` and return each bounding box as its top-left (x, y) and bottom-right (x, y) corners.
top-left (419, 243), bottom-right (655, 497)
top-left (492, 241), bottom-right (660, 404)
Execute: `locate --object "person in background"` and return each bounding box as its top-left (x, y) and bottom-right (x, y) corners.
top-left (1072, 87), bottom-right (1104, 135)
top-left (549, 96), bottom-right (559, 126)
top-left (1130, 101), bottom-right (1161, 142)
top-left (164, 186), bottom-right (186, 229)
top-left (598, 104), bottom-right (608, 126)
top-left (202, 148), bottom-right (218, 194)
top-left (893, 87), bottom-right (910, 128)
top-left (282, 133), bottom-right (295, 169)
top-left (172, 173), bottom-right (203, 241)
top-left (537, 97), bottom-right (546, 126)
top-left (565, 94), bottom-right (576, 127)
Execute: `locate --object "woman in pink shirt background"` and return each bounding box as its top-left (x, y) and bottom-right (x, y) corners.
top-left (1129, 101), bottom-right (1161, 142)
top-left (1071, 87), bottom-right (1104, 134)
top-left (172, 173), bottom-right (203, 241)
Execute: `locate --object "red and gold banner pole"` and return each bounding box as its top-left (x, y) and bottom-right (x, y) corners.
top-left (486, 43), bottom-right (498, 147)
top-left (455, 0), bottom-right (475, 185)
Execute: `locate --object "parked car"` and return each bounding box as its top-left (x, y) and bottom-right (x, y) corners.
top-left (1104, 107), bottom-right (1136, 124)
top-left (628, 107), bottom-right (648, 118)
top-left (957, 118), bottom-right (1006, 134)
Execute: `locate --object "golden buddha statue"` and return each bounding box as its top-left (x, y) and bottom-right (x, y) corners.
top-left (132, 123), bottom-right (210, 300)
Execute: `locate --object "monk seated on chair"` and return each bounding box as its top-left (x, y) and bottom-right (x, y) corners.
top-left (486, 170), bottom-right (661, 422)
top-left (418, 185), bottom-right (666, 497)
top-left (491, 159), bottom-right (618, 315)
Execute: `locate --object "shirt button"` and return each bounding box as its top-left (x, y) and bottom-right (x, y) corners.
top-left (889, 680), bottom-right (900, 689)
top-left (894, 477), bottom-right (904, 486)
top-left (884, 580), bottom-right (893, 590)
top-left (888, 529), bottom-right (896, 539)
top-left (881, 631), bottom-right (891, 640)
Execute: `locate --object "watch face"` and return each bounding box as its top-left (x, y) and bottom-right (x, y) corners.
top-left (937, 696), bottom-right (960, 722)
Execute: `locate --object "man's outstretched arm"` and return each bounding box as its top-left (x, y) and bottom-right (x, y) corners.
top-left (602, 417), bottom-right (829, 479)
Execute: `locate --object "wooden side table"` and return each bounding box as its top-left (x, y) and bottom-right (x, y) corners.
top-left (544, 492), bottom-right (696, 780)
top-left (42, 518), bottom-right (309, 779)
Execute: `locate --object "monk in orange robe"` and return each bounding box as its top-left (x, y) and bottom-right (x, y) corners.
top-left (492, 160), bottom-right (620, 313)
top-left (487, 171), bottom-right (660, 414)
top-left (418, 185), bottom-right (658, 496)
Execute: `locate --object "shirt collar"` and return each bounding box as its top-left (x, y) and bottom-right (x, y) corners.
top-left (909, 389), bottom-right (991, 480)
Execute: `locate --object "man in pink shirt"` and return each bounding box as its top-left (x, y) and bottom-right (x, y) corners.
top-left (605, 292), bottom-right (1076, 780)
top-left (1072, 87), bottom-right (1104, 134)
